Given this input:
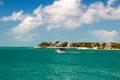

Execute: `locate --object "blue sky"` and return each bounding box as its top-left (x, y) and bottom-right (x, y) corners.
top-left (0, 0), bottom-right (120, 46)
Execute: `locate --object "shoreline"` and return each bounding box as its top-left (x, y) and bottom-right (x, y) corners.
top-left (33, 47), bottom-right (120, 50)
top-left (37, 41), bottom-right (120, 50)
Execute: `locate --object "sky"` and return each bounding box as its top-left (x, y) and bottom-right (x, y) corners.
top-left (0, 0), bottom-right (120, 46)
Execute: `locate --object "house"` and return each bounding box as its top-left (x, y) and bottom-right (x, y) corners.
top-left (67, 42), bottom-right (72, 47)
top-left (105, 42), bottom-right (111, 49)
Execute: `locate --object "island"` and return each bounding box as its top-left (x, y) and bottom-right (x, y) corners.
top-left (35, 41), bottom-right (120, 50)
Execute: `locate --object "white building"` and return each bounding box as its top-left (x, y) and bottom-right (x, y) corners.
top-left (67, 42), bottom-right (72, 47)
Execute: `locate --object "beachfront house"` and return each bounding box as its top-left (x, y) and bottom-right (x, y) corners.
top-left (57, 42), bottom-right (62, 47)
top-left (67, 42), bottom-right (72, 47)
top-left (105, 42), bottom-right (111, 49)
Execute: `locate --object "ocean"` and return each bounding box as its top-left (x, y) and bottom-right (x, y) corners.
top-left (0, 47), bottom-right (120, 80)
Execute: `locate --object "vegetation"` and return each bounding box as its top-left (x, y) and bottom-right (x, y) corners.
top-left (37, 41), bottom-right (120, 49)
top-left (111, 42), bottom-right (120, 49)
top-left (38, 42), bottom-right (52, 48)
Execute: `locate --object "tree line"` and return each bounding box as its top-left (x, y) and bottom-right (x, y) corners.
top-left (37, 41), bottom-right (120, 49)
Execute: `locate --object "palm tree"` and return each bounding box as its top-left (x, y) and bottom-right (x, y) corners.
top-left (62, 42), bottom-right (68, 47)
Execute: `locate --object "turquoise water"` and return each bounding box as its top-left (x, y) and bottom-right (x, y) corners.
top-left (0, 47), bottom-right (120, 80)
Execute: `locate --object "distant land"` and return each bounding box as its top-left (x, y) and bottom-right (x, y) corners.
top-left (35, 41), bottom-right (120, 50)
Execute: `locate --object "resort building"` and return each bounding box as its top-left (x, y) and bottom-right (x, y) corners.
top-left (67, 42), bottom-right (72, 47)
top-left (105, 42), bottom-right (111, 49)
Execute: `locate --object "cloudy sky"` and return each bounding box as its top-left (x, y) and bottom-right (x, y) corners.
top-left (0, 0), bottom-right (120, 46)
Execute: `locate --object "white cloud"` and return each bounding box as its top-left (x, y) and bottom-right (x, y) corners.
top-left (107, 0), bottom-right (116, 6)
top-left (0, 0), bottom-right (3, 6)
top-left (43, 0), bottom-right (83, 29)
top-left (1, 10), bottom-right (25, 22)
top-left (10, 11), bottom-right (43, 41)
top-left (15, 33), bottom-right (38, 42)
top-left (87, 1), bottom-right (120, 20)
top-left (11, 15), bottom-right (43, 34)
top-left (10, 0), bottom-right (120, 32)
top-left (91, 30), bottom-right (118, 42)
top-left (1, 0), bottom-right (120, 41)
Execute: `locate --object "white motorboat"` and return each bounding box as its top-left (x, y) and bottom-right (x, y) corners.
top-left (56, 48), bottom-right (65, 53)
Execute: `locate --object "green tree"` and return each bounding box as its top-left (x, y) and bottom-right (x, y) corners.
top-left (62, 42), bottom-right (68, 47)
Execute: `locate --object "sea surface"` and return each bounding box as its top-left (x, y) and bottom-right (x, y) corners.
top-left (0, 47), bottom-right (120, 80)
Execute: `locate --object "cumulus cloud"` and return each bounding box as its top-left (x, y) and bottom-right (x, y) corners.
top-left (0, 0), bottom-right (3, 6)
top-left (1, 10), bottom-right (25, 22)
top-left (107, 0), bottom-right (116, 6)
top-left (91, 30), bottom-right (118, 42)
top-left (1, 0), bottom-right (120, 41)
top-left (10, 14), bottom-right (42, 41)
top-left (9, 0), bottom-right (120, 33)
top-left (11, 15), bottom-right (43, 34)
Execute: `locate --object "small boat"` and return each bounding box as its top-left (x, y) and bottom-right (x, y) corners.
top-left (56, 48), bottom-right (65, 53)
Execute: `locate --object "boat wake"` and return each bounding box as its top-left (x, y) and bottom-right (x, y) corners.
top-left (66, 52), bottom-right (81, 53)
top-left (56, 50), bottom-right (80, 54)
top-left (56, 51), bottom-right (96, 54)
